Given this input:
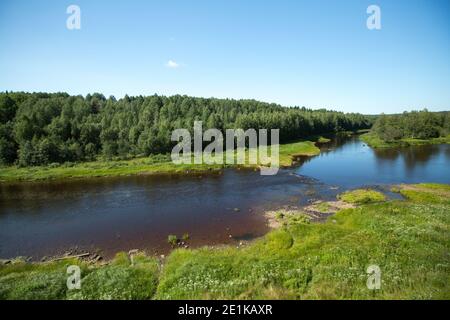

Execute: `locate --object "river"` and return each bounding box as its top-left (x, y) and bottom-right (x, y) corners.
top-left (0, 135), bottom-right (449, 260)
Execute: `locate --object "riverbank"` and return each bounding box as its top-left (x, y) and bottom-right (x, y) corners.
top-left (360, 132), bottom-right (450, 148)
top-left (1, 183), bottom-right (448, 299)
top-left (0, 140), bottom-right (320, 183)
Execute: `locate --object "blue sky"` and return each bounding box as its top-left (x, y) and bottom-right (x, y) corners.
top-left (0, 0), bottom-right (449, 114)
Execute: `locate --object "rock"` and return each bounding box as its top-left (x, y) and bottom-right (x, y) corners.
top-left (160, 254), bottom-right (165, 259)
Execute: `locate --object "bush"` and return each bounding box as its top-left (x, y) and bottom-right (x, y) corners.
top-left (168, 235), bottom-right (178, 246)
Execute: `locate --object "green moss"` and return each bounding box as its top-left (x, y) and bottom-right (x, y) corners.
top-left (337, 189), bottom-right (386, 204)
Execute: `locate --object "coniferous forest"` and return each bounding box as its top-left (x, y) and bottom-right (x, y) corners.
top-left (0, 92), bottom-right (371, 166)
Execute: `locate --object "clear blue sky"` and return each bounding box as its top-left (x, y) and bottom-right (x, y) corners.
top-left (0, 0), bottom-right (449, 114)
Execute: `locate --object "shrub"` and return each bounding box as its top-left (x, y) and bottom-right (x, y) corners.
top-left (168, 235), bottom-right (178, 246)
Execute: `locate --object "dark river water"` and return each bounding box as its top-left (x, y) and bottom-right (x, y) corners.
top-left (0, 136), bottom-right (449, 260)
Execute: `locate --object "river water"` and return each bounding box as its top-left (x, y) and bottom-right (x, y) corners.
top-left (0, 136), bottom-right (449, 260)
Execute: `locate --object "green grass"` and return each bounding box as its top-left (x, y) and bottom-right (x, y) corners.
top-left (1, 183), bottom-right (448, 299)
top-left (278, 141), bottom-right (320, 167)
top-left (361, 133), bottom-right (450, 149)
top-left (317, 136), bottom-right (331, 143)
top-left (0, 253), bottom-right (159, 300)
top-left (0, 140), bottom-right (320, 182)
top-left (168, 235), bottom-right (178, 246)
top-left (0, 156), bottom-right (223, 182)
top-left (395, 183), bottom-right (450, 205)
top-left (310, 202), bottom-right (332, 213)
top-left (337, 189), bottom-right (386, 204)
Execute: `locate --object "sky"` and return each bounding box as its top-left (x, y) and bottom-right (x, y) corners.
top-left (0, 0), bottom-right (449, 114)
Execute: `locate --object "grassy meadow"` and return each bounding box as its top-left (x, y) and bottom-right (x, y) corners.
top-left (0, 139), bottom-right (320, 182)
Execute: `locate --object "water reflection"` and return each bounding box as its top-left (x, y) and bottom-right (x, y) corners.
top-left (1, 136), bottom-right (449, 260)
top-left (296, 136), bottom-right (450, 188)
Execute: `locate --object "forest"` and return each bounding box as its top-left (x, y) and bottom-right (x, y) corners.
top-left (0, 92), bottom-right (371, 166)
top-left (371, 110), bottom-right (450, 142)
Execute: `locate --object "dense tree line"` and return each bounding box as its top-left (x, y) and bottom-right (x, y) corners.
top-left (0, 92), bottom-right (371, 166)
top-left (372, 110), bottom-right (450, 142)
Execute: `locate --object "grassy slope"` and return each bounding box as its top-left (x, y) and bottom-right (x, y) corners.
top-left (0, 140), bottom-right (320, 182)
top-left (360, 132), bottom-right (450, 148)
top-left (1, 183), bottom-right (448, 299)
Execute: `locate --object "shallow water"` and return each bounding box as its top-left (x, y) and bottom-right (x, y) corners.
top-left (0, 136), bottom-right (449, 260)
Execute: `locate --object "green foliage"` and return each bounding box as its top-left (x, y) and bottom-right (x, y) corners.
top-left (363, 110), bottom-right (450, 147)
top-left (0, 92), bottom-right (371, 166)
top-left (168, 235), bottom-right (178, 246)
top-left (182, 233), bottom-right (190, 241)
top-left (337, 189), bottom-right (386, 204)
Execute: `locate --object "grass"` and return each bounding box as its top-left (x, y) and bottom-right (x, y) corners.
top-left (0, 140), bottom-right (320, 182)
top-left (317, 136), bottom-right (331, 143)
top-left (167, 235), bottom-right (178, 246)
top-left (310, 202), bottom-right (332, 213)
top-left (1, 183), bottom-right (448, 299)
top-left (277, 141), bottom-right (320, 167)
top-left (0, 252), bottom-right (159, 300)
top-left (337, 189), bottom-right (386, 204)
top-left (395, 183), bottom-right (450, 205)
top-left (360, 132), bottom-right (450, 149)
